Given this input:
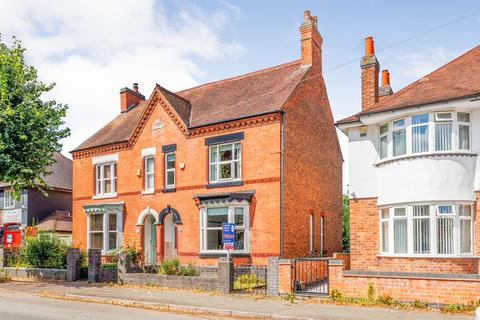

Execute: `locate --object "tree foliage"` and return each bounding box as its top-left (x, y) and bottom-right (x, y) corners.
top-left (0, 36), bottom-right (69, 195)
top-left (342, 194), bottom-right (350, 252)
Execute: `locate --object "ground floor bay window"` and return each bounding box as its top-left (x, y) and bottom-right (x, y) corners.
top-left (380, 203), bottom-right (473, 256)
top-left (199, 200), bottom-right (249, 254)
top-left (84, 203), bottom-right (124, 253)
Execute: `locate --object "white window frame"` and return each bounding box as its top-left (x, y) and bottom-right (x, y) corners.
top-left (164, 152), bottom-right (175, 189)
top-left (3, 190), bottom-right (15, 209)
top-left (209, 142), bottom-right (242, 183)
top-left (199, 201), bottom-right (249, 254)
top-left (379, 124), bottom-right (389, 159)
top-left (94, 162), bottom-right (117, 198)
top-left (377, 110), bottom-right (472, 161)
top-left (379, 203), bottom-right (474, 257)
top-left (392, 119), bottom-right (406, 157)
top-left (86, 212), bottom-right (123, 253)
top-left (144, 156), bottom-right (155, 192)
top-left (411, 114), bottom-right (429, 154)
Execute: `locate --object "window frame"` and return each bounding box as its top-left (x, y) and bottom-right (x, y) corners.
top-left (208, 142), bottom-right (242, 183)
top-left (94, 162), bottom-right (117, 197)
top-left (199, 202), bottom-right (249, 254)
top-left (164, 152), bottom-right (176, 189)
top-left (392, 119), bottom-right (407, 157)
top-left (3, 190), bottom-right (15, 209)
top-left (379, 203), bottom-right (474, 257)
top-left (87, 212), bottom-right (122, 253)
top-left (144, 156), bottom-right (155, 192)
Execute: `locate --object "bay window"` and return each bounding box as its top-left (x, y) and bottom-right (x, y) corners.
top-left (200, 204), bottom-right (249, 253)
top-left (209, 142), bottom-right (241, 183)
top-left (95, 162), bottom-right (117, 196)
top-left (378, 111), bottom-right (471, 160)
top-left (380, 204), bottom-right (473, 256)
top-left (88, 212), bottom-right (121, 252)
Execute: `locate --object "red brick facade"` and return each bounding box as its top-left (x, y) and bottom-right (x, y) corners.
top-left (71, 10), bottom-right (342, 266)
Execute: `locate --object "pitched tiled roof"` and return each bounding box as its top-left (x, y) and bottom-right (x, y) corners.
top-left (337, 45), bottom-right (480, 125)
top-left (72, 60), bottom-right (308, 152)
top-left (37, 210), bottom-right (72, 232)
top-left (0, 152), bottom-right (72, 191)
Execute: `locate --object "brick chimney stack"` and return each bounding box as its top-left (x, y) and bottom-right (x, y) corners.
top-left (379, 69), bottom-right (393, 102)
top-left (299, 10), bottom-right (323, 71)
top-left (120, 83), bottom-right (145, 113)
top-left (361, 37), bottom-right (379, 111)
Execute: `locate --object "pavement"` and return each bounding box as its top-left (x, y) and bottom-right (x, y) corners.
top-left (0, 281), bottom-right (473, 320)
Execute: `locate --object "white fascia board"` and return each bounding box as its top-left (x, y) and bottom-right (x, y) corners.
top-left (92, 153), bottom-right (119, 165)
top-left (141, 147), bottom-right (156, 157)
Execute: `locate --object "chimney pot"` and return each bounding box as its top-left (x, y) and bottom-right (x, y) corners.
top-left (304, 10), bottom-right (311, 21)
top-left (381, 70), bottom-right (390, 87)
top-left (133, 83), bottom-right (139, 92)
top-left (365, 36), bottom-right (375, 56)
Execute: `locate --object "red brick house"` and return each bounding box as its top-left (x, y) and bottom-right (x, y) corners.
top-left (71, 10), bottom-right (342, 266)
top-left (335, 38), bottom-right (480, 304)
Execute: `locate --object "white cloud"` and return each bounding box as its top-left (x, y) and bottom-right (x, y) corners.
top-left (0, 0), bottom-right (244, 154)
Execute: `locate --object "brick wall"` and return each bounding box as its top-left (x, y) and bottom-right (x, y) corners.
top-left (350, 197), bottom-right (480, 274)
top-left (282, 66), bottom-right (343, 258)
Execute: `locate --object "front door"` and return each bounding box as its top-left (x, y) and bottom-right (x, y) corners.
top-left (144, 215), bottom-right (157, 265)
top-left (164, 214), bottom-right (177, 259)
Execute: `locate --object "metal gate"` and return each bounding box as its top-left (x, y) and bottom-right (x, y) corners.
top-left (293, 258), bottom-right (329, 295)
top-left (233, 264), bottom-right (267, 295)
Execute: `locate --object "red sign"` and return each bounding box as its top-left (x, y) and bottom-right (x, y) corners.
top-left (223, 243), bottom-right (234, 250)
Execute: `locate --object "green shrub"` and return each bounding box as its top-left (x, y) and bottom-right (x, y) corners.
top-left (367, 282), bottom-right (375, 301)
top-left (123, 242), bottom-right (140, 265)
top-left (19, 235), bottom-right (69, 269)
top-left (377, 294), bottom-right (394, 306)
top-left (0, 269), bottom-right (10, 283)
top-left (330, 289), bottom-right (344, 302)
top-left (233, 273), bottom-right (266, 290)
top-left (179, 264), bottom-right (198, 276)
top-left (101, 263), bottom-right (118, 270)
top-left (5, 247), bottom-right (24, 267)
top-left (158, 258), bottom-right (180, 275)
top-left (281, 292), bottom-right (297, 303)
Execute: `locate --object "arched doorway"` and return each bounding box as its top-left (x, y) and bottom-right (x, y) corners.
top-left (144, 215), bottom-right (157, 265)
top-left (158, 205), bottom-right (182, 260)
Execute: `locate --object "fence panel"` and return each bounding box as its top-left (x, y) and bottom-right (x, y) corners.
top-left (233, 264), bottom-right (267, 295)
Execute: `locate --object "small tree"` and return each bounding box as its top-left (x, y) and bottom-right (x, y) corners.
top-left (0, 36), bottom-right (70, 195)
top-left (342, 194), bottom-right (350, 252)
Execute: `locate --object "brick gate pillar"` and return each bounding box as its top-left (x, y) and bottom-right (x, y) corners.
top-left (267, 257), bottom-right (280, 296)
top-left (66, 248), bottom-right (80, 282)
top-left (218, 257), bottom-right (234, 294)
top-left (88, 249), bottom-right (101, 283)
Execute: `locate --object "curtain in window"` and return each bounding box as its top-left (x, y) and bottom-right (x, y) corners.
top-left (435, 123), bottom-right (452, 151)
top-left (393, 129), bottom-right (406, 156)
top-left (459, 125), bottom-right (470, 150)
top-left (413, 206), bottom-right (430, 254)
top-left (394, 219), bottom-right (407, 253)
top-left (437, 217), bottom-right (454, 254)
top-left (412, 125), bottom-right (428, 153)
top-left (380, 135), bottom-right (388, 159)
top-left (381, 221), bottom-right (389, 252)
top-left (460, 219), bottom-right (472, 254)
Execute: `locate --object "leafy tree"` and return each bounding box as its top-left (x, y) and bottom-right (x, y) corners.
top-left (342, 194), bottom-right (350, 252)
top-left (0, 36), bottom-right (69, 195)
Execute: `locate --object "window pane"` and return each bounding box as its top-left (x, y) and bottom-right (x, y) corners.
top-left (437, 205), bottom-right (453, 215)
top-left (380, 135), bottom-right (388, 159)
top-left (381, 208), bottom-right (389, 219)
top-left (393, 119), bottom-right (405, 128)
top-left (166, 154), bottom-right (175, 169)
top-left (235, 230), bottom-right (245, 250)
top-left (210, 164), bottom-right (217, 181)
top-left (457, 112), bottom-right (470, 122)
top-left (394, 207), bottom-right (406, 217)
top-left (393, 129), bottom-right (406, 156)
top-left (90, 233), bottom-right (103, 250)
top-left (105, 179), bottom-right (112, 193)
top-left (394, 219), bottom-right (407, 254)
top-left (413, 217), bottom-right (430, 254)
top-left (146, 157), bottom-right (154, 172)
top-left (435, 123), bottom-right (452, 151)
top-left (206, 229), bottom-right (222, 250)
top-left (460, 219), bottom-right (472, 254)
top-left (104, 165), bottom-right (112, 178)
top-left (380, 124), bottom-right (388, 135)
top-left (234, 143), bottom-right (241, 160)
top-left (146, 173), bottom-right (154, 190)
top-left (412, 114), bottom-right (429, 125)
top-left (219, 144), bottom-right (233, 161)
top-left (234, 207), bottom-right (244, 226)
top-left (90, 215), bottom-right (103, 232)
top-left (459, 205), bottom-right (472, 217)
top-left (210, 147), bottom-right (218, 163)
top-left (437, 217), bottom-right (454, 254)
top-left (108, 232), bottom-right (117, 250)
top-left (412, 125), bottom-right (428, 153)
top-left (234, 161), bottom-right (241, 179)
top-left (206, 207), bottom-right (228, 227)
top-left (219, 163), bottom-right (232, 179)
top-left (109, 214), bottom-right (117, 231)
top-left (381, 221), bottom-right (389, 252)
top-left (459, 125), bottom-right (470, 150)
top-left (167, 171), bottom-right (175, 186)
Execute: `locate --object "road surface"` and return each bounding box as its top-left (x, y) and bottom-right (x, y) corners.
top-left (0, 290), bottom-right (214, 320)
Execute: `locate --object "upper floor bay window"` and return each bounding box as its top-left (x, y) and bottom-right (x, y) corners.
top-left (209, 142), bottom-right (241, 183)
top-left (144, 156), bottom-right (155, 192)
top-left (378, 111), bottom-right (471, 161)
top-left (3, 190), bottom-right (15, 209)
top-left (380, 203), bottom-right (473, 256)
top-left (95, 163), bottom-right (117, 196)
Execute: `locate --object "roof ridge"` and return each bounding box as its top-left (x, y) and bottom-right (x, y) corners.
top-left (176, 59), bottom-right (302, 94)
top-left (369, 45), bottom-right (480, 111)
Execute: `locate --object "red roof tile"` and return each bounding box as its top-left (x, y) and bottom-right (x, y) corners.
top-left (73, 61), bottom-right (308, 152)
top-left (337, 45), bottom-right (480, 125)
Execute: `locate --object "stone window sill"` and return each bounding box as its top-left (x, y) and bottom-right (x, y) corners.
top-left (92, 193), bottom-right (118, 200)
top-left (206, 181), bottom-right (243, 189)
top-left (376, 254), bottom-right (479, 259)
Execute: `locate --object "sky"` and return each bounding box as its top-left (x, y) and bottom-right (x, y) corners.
top-left (0, 0), bottom-right (479, 191)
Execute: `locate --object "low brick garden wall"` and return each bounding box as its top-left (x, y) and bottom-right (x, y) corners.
top-left (4, 267), bottom-right (67, 281)
top-left (119, 273), bottom-right (219, 291)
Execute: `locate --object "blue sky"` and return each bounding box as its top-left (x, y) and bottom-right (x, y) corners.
top-left (0, 0), bottom-right (479, 190)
